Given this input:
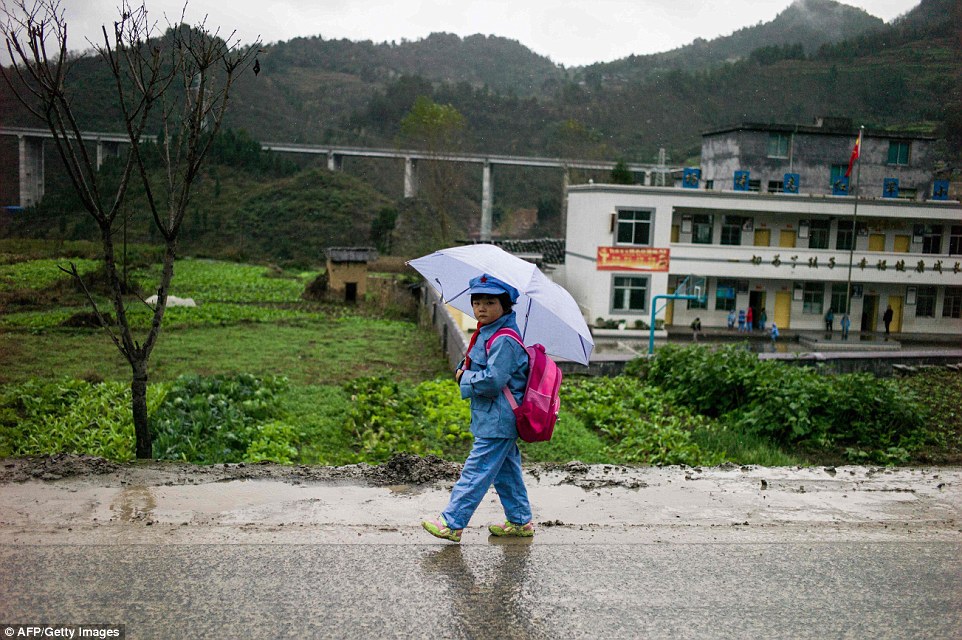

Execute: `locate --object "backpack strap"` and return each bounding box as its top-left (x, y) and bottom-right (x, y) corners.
top-left (485, 328), bottom-right (525, 411)
top-left (485, 327), bottom-right (524, 352)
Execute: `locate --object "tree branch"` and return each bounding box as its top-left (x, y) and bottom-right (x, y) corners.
top-left (57, 262), bottom-right (129, 359)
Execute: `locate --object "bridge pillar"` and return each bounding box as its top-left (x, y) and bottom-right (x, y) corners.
top-left (327, 152), bottom-right (342, 171)
top-left (480, 160), bottom-right (493, 242)
top-left (403, 157), bottom-right (418, 198)
top-left (18, 135), bottom-right (44, 208)
top-left (96, 140), bottom-right (122, 169)
top-left (561, 168), bottom-right (569, 238)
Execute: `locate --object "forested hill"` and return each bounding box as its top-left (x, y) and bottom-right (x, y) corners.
top-left (1, 0), bottom-right (957, 165)
top-left (581, 0), bottom-right (885, 81)
top-left (223, 0), bottom-right (951, 160)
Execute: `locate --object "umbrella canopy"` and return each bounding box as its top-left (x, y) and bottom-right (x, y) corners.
top-left (408, 244), bottom-right (594, 365)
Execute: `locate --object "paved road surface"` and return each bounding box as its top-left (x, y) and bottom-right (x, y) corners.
top-left (0, 460), bottom-right (959, 639)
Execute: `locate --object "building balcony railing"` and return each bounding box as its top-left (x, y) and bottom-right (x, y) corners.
top-left (668, 242), bottom-right (962, 285)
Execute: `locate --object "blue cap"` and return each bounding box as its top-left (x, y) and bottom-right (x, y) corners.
top-left (467, 274), bottom-right (519, 302)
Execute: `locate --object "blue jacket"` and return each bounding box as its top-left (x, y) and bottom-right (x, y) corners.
top-left (459, 311), bottom-right (529, 439)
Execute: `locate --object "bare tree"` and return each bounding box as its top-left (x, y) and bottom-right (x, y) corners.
top-left (1, 0), bottom-right (259, 458)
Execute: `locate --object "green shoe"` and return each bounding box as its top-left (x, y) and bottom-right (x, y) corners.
top-left (488, 521), bottom-right (535, 537)
top-left (422, 517), bottom-right (462, 543)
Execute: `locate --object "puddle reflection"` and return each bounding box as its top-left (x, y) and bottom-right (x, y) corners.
top-left (421, 540), bottom-right (544, 639)
top-left (110, 485), bottom-right (156, 523)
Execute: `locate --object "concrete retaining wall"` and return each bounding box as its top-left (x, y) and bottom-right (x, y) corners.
top-left (417, 285), bottom-right (468, 370)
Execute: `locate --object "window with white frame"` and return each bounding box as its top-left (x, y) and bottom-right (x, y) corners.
top-left (920, 225), bottom-right (943, 254)
top-left (915, 286), bottom-right (936, 317)
top-left (720, 216), bottom-right (743, 246)
top-left (715, 279), bottom-right (737, 311)
top-left (801, 282), bottom-right (824, 314)
top-left (808, 219), bottom-right (830, 249)
top-left (692, 214), bottom-right (713, 244)
top-left (767, 133), bottom-right (790, 158)
top-left (830, 283), bottom-right (849, 315)
top-left (943, 287), bottom-right (962, 319)
top-left (616, 209), bottom-right (652, 246)
top-left (611, 275), bottom-right (649, 313)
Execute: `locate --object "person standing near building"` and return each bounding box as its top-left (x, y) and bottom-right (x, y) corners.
top-left (759, 307), bottom-right (767, 332)
top-left (883, 305), bottom-right (894, 337)
top-left (824, 308), bottom-right (834, 334)
top-left (728, 309), bottom-right (736, 330)
top-left (691, 317), bottom-right (702, 342)
top-left (770, 322), bottom-right (779, 351)
top-left (746, 307), bottom-right (754, 331)
top-left (841, 313), bottom-right (851, 340)
top-left (737, 308), bottom-right (746, 332)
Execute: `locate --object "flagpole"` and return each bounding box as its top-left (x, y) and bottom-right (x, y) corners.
top-left (844, 125), bottom-right (864, 317)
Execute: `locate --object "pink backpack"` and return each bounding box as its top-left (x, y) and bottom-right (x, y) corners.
top-left (485, 328), bottom-right (563, 442)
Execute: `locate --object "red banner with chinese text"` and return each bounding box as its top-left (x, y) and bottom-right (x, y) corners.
top-left (597, 247), bottom-right (670, 272)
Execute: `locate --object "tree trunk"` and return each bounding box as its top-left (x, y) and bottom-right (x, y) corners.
top-left (132, 359), bottom-right (151, 459)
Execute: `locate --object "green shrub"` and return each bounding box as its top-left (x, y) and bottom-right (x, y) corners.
top-left (631, 343), bottom-right (760, 416)
top-left (343, 376), bottom-right (471, 462)
top-left (150, 373), bottom-right (298, 464)
top-left (629, 344), bottom-right (929, 462)
top-left (565, 377), bottom-right (722, 466)
top-left (0, 378), bottom-right (169, 461)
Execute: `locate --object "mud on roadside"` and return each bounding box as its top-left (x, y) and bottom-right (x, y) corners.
top-left (0, 453), bottom-right (659, 490)
top-left (0, 452), bottom-right (462, 486)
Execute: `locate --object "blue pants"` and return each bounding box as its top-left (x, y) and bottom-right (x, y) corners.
top-left (441, 437), bottom-right (531, 530)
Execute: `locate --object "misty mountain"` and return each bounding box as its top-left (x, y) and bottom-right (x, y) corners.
top-left (579, 0), bottom-right (886, 82)
top-left (2, 0), bottom-right (956, 166)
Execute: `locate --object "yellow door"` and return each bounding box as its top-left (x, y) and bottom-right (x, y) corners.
top-left (774, 291), bottom-right (791, 329)
top-left (754, 229), bottom-right (771, 247)
top-left (779, 230), bottom-right (796, 248)
top-left (671, 225), bottom-right (680, 243)
top-left (893, 235), bottom-right (910, 253)
top-left (869, 234), bottom-right (885, 252)
top-left (887, 295), bottom-right (903, 333)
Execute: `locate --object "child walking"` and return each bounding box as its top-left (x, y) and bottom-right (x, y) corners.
top-left (422, 274), bottom-right (534, 543)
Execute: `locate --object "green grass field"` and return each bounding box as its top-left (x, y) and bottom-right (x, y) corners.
top-left (1, 242), bottom-right (958, 467)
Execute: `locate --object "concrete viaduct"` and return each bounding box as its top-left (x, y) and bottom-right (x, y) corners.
top-left (2, 126), bottom-right (680, 241)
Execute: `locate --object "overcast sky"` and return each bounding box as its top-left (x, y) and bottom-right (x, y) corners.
top-left (12, 0), bottom-right (921, 67)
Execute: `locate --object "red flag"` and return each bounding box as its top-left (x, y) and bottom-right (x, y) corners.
top-left (845, 130), bottom-right (862, 178)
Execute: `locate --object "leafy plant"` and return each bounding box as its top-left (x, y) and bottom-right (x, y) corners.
top-left (150, 373), bottom-right (299, 464)
top-left (0, 378), bottom-right (169, 461)
top-left (630, 344), bottom-right (930, 463)
top-left (565, 376), bottom-right (722, 466)
top-left (0, 258), bottom-right (99, 292)
top-left (343, 376), bottom-right (471, 462)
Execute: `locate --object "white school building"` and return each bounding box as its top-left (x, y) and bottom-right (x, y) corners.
top-left (557, 184), bottom-right (962, 336)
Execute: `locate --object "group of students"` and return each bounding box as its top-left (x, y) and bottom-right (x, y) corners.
top-left (726, 307), bottom-right (767, 333)
top-left (695, 311), bottom-right (779, 347)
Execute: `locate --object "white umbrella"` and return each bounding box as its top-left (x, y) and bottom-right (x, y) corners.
top-left (407, 244), bottom-right (594, 365)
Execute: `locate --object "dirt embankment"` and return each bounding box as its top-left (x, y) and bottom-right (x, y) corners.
top-left (0, 452), bottom-right (467, 486)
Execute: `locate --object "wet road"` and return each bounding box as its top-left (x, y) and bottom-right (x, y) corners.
top-left (1, 463), bottom-right (960, 639)
top-left (1, 541), bottom-right (960, 639)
